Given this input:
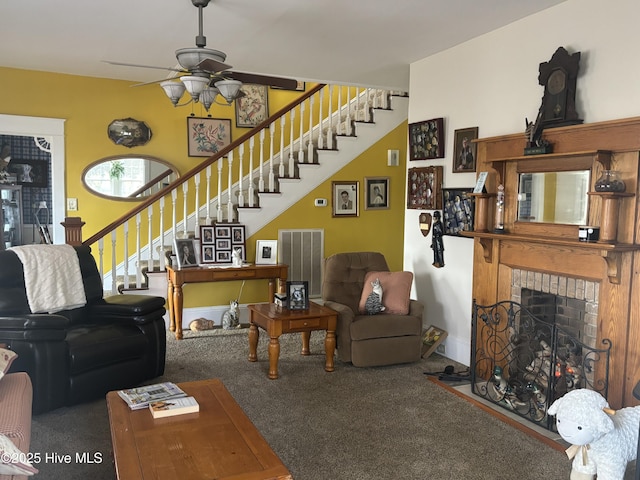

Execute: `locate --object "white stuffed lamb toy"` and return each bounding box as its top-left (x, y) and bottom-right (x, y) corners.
top-left (548, 388), bottom-right (640, 480)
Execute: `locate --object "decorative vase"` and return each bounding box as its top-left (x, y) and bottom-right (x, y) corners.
top-left (594, 170), bottom-right (625, 193)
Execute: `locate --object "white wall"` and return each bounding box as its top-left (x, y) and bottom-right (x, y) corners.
top-left (404, 0), bottom-right (640, 365)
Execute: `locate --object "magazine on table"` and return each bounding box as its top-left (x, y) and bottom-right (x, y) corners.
top-left (149, 396), bottom-right (200, 419)
top-left (117, 382), bottom-right (187, 410)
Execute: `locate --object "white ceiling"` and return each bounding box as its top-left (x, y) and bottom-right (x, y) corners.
top-left (0, 0), bottom-right (566, 91)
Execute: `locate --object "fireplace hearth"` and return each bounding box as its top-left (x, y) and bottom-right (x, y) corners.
top-left (471, 300), bottom-right (611, 431)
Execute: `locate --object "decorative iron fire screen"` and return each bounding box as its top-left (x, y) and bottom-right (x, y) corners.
top-left (471, 300), bottom-right (611, 431)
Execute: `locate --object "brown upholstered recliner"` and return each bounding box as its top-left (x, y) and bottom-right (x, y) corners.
top-left (322, 252), bottom-right (424, 367)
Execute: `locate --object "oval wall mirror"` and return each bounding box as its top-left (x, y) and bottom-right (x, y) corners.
top-left (82, 155), bottom-right (179, 201)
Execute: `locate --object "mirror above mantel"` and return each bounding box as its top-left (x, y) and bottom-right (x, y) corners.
top-left (82, 155), bottom-right (179, 201)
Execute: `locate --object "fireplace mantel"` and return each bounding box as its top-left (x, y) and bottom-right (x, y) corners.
top-left (470, 116), bottom-right (640, 409)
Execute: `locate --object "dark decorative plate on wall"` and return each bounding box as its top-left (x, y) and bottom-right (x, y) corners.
top-left (108, 118), bottom-right (152, 148)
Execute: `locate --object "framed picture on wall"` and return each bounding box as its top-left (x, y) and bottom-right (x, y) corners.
top-left (187, 117), bottom-right (232, 157)
top-left (364, 177), bottom-right (390, 210)
top-left (332, 181), bottom-right (359, 217)
top-left (235, 84), bottom-right (269, 128)
top-left (452, 127), bottom-right (478, 172)
top-left (407, 166), bottom-right (443, 210)
top-left (408, 118), bottom-right (444, 160)
top-left (442, 188), bottom-right (475, 236)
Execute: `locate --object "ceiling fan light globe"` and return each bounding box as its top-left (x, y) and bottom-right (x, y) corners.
top-left (175, 48), bottom-right (227, 71)
top-left (200, 86), bottom-right (219, 111)
top-left (160, 80), bottom-right (186, 106)
top-left (180, 76), bottom-right (209, 101)
top-left (215, 80), bottom-right (243, 103)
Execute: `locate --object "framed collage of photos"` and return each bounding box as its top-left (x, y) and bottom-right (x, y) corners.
top-left (200, 223), bottom-right (246, 264)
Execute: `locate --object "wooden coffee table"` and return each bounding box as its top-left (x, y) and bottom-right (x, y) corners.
top-left (106, 379), bottom-right (292, 480)
top-left (247, 302), bottom-right (337, 379)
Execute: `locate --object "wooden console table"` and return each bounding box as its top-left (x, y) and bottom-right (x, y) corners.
top-left (167, 264), bottom-right (288, 339)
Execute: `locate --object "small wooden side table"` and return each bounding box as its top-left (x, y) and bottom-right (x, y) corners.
top-left (247, 302), bottom-right (337, 379)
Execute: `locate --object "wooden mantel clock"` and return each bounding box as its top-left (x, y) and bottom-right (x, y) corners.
top-left (537, 46), bottom-right (583, 129)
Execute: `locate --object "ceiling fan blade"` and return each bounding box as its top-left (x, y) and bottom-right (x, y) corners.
top-left (197, 58), bottom-right (233, 73)
top-left (131, 77), bottom-right (181, 87)
top-left (103, 60), bottom-right (184, 73)
top-left (226, 71), bottom-right (299, 89)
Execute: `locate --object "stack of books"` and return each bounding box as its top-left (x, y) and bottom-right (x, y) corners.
top-left (118, 382), bottom-right (200, 418)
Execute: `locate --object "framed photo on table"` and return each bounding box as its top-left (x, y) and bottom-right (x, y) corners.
top-left (287, 281), bottom-right (309, 310)
top-left (174, 238), bottom-right (199, 269)
top-left (364, 177), bottom-right (390, 210)
top-left (255, 240), bottom-right (277, 265)
top-left (332, 181), bottom-right (359, 217)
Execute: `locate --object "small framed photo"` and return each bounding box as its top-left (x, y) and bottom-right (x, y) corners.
top-left (452, 127), bottom-right (478, 172)
top-left (255, 240), bottom-right (278, 265)
top-left (421, 325), bottom-right (448, 359)
top-left (332, 181), bottom-right (359, 217)
top-left (216, 250), bottom-right (231, 263)
top-left (187, 117), bottom-right (232, 157)
top-left (365, 177), bottom-right (389, 210)
top-left (287, 281), bottom-right (309, 310)
top-left (201, 244), bottom-right (216, 264)
top-left (216, 238), bottom-right (231, 251)
top-left (235, 84), bottom-right (269, 128)
top-left (215, 225), bottom-right (231, 238)
top-left (200, 225), bottom-right (215, 244)
top-left (174, 238), bottom-right (199, 269)
top-left (407, 166), bottom-right (443, 210)
top-left (231, 225), bottom-right (245, 244)
top-left (408, 118), bottom-right (444, 160)
top-left (442, 188), bottom-right (475, 236)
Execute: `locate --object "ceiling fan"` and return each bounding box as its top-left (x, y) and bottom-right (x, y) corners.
top-left (105, 0), bottom-right (298, 111)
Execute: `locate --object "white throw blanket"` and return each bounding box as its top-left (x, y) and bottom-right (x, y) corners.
top-left (9, 244), bottom-right (87, 314)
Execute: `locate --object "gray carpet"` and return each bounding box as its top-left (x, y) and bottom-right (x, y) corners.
top-left (30, 328), bottom-right (573, 479)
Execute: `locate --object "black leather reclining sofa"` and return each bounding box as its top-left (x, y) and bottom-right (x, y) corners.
top-left (0, 245), bottom-right (166, 413)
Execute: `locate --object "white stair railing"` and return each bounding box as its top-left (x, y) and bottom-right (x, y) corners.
top-left (81, 85), bottom-right (404, 293)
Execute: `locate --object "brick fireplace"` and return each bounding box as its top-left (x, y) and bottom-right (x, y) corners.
top-left (467, 117), bottom-right (640, 409)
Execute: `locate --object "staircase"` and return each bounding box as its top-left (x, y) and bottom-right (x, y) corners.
top-left (78, 84), bottom-right (408, 294)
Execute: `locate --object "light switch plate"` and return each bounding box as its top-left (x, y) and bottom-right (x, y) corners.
top-left (67, 198), bottom-right (78, 211)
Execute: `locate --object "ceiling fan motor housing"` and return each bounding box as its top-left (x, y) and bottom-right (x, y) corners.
top-left (175, 48), bottom-right (227, 71)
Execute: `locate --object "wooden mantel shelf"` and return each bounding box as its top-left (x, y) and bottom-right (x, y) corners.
top-left (460, 231), bottom-right (639, 284)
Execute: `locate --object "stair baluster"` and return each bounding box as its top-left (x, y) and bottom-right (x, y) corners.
top-left (317, 88), bottom-right (324, 150)
top-left (307, 95), bottom-right (314, 162)
top-left (268, 123), bottom-right (275, 192)
top-left (147, 205), bottom-right (153, 273)
top-left (194, 173), bottom-right (201, 235)
top-left (298, 102), bottom-right (305, 163)
top-left (327, 85), bottom-right (334, 149)
top-left (259, 129), bottom-right (266, 191)
top-left (135, 213), bottom-right (142, 288)
top-left (216, 160), bottom-right (223, 222)
top-left (248, 137), bottom-right (255, 207)
top-left (226, 152), bottom-right (234, 221)
top-left (205, 166), bottom-right (212, 225)
top-left (288, 108), bottom-right (295, 178)
top-left (279, 116), bottom-right (286, 178)
top-left (238, 144), bottom-right (245, 207)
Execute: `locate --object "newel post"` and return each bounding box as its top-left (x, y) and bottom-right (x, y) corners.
top-left (61, 217), bottom-right (85, 245)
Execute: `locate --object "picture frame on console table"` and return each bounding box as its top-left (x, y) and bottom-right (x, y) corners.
top-left (174, 238), bottom-right (199, 269)
top-left (287, 281), bottom-right (309, 310)
top-left (255, 240), bottom-right (278, 265)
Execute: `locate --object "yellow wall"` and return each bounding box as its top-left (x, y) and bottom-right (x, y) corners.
top-left (0, 67), bottom-right (407, 306)
top-left (188, 123), bottom-right (409, 306)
